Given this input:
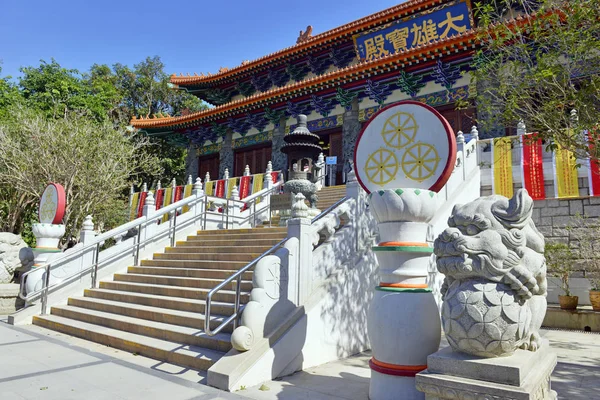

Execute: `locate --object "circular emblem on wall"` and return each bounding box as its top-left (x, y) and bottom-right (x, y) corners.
top-left (39, 183), bottom-right (66, 224)
top-left (354, 101), bottom-right (456, 194)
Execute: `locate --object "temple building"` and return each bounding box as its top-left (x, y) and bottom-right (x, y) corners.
top-left (131, 0), bottom-right (483, 183)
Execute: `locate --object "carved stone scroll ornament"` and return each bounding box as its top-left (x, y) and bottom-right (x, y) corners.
top-left (434, 189), bottom-right (547, 357)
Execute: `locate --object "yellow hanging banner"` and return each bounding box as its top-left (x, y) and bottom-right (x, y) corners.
top-left (226, 178), bottom-right (238, 199)
top-left (181, 184), bottom-right (194, 213)
top-left (251, 174), bottom-right (264, 204)
top-left (492, 137), bottom-right (514, 198)
top-left (554, 142), bottom-right (579, 198)
top-left (129, 192), bottom-right (140, 221)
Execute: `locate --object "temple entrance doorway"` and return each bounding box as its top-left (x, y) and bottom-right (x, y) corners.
top-left (198, 154), bottom-right (220, 181)
top-left (317, 128), bottom-right (344, 186)
top-left (437, 104), bottom-right (477, 135)
top-left (234, 143), bottom-right (272, 177)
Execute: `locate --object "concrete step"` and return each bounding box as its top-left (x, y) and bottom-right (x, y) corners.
top-left (33, 314), bottom-right (224, 371)
top-left (141, 259), bottom-right (247, 270)
top-left (68, 296), bottom-right (233, 333)
top-left (113, 273), bottom-right (252, 291)
top-left (50, 304), bottom-right (232, 351)
top-left (98, 281), bottom-right (249, 303)
top-left (194, 228), bottom-right (287, 236)
top-left (127, 266), bottom-right (253, 280)
top-left (187, 232), bottom-right (287, 241)
top-left (153, 252), bottom-right (259, 262)
top-left (176, 239), bottom-right (282, 247)
top-left (165, 246), bottom-right (272, 254)
top-left (84, 288), bottom-right (234, 315)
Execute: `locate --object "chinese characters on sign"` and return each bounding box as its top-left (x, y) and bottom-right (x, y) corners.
top-left (354, 0), bottom-right (472, 61)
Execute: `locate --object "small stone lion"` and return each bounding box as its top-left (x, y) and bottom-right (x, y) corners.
top-left (434, 189), bottom-right (547, 357)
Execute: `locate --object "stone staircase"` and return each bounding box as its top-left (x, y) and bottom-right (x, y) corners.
top-left (316, 185), bottom-right (347, 210)
top-left (32, 227), bottom-right (288, 372)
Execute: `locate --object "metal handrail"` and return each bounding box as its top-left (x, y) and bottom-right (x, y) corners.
top-left (19, 181), bottom-right (282, 314)
top-left (204, 238), bottom-right (288, 336)
top-left (311, 196), bottom-right (350, 224)
top-left (205, 194), bottom-right (352, 336)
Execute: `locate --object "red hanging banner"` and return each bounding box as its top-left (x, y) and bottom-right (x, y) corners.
top-left (271, 171), bottom-right (279, 184)
top-left (521, 134), bottom-right (546, 200)
top-left (173, 186), bottom-right (184, 202)
top-left (239, 176), bottom-right (252, 199)
top-left (154, 189), bottom-right (165, 210)
top-left (215, 180), bottom-right (226, 198)
top-left (588, 130), bottom-right (600, 197)
top-left (137, 191), bottom-right (148, 218)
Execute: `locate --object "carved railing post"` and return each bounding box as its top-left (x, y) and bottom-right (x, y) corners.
top-left (287, 193), bottom-right (312, 305)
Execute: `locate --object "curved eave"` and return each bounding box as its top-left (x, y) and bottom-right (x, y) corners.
top-left (170, 0), bottom-right (448, 87)
top-left (131, 31), bottom-right (479, 131)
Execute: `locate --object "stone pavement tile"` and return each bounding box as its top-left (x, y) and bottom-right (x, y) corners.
top-left (281, 370), bottom-right (370, 399)
top-left (0, 390), bottom-right (26, 400)
top-left (239, 382), bottom-right (352, 400)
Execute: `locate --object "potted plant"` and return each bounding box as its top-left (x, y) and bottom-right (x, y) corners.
top-left (545, 243), bottom-right (578, 310)
top-left (568, 214), bottom-right (600, 311)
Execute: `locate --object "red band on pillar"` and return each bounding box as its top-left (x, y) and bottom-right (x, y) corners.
top-left (369, 358), bottom-right (427, 377)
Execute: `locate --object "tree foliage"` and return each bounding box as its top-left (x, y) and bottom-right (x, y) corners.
top-left (0, 56), bottom-right (207, 243)
top-left (472, 0), bottom-right (600, 158)
top-left (0, 106), bottom-right (161, 242)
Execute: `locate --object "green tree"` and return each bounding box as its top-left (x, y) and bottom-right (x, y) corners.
top-left (472, 0), bottom-right (600, 158)
top-left (0, 106), bottom-right (161, 244)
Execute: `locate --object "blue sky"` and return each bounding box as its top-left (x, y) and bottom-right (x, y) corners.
top-left (1, 0), bottom-right (404, 80)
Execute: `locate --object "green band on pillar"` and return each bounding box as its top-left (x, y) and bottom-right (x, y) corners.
top-left (375, 286), bottom-right (432, 293)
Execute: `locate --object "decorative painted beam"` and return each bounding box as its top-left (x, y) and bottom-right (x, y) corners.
top-left (329, 47), bottom-right (356, 69)
top-left (268, 69), bottom-right (290, 88)
top-left (396, 70), bottom-right (426, 97)
top-left (286, 62), bottom-right (310, 82)
top-left (236, 80), bottom-right (256, 97)
top-left (227, 117), bottom-right (252, 136)
top-left (205, 88), bottom-right (232, 105)
top-left (335, 86), bottom-right (359, 110)
top-left (246, 112), bottom-right (268, 132)
top-left (286, 101), bottom-right (312, 118)
top-left (264, 106), bottom-right (287, 127)
top-left (251, 74), bottom-right (272, 92)
top-left (211, 122), bottom-right (229, 139)
top-left (310, 94), bottom-right (335, 117)
top-left (307, 55), bottom-right (331, 75)
top-left (431, 59), bottom-right (461, 91)
top-left (364, 79), bottom-right (393, 106)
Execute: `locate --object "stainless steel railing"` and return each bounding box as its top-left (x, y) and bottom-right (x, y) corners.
top-left (19, 181), bottom-right (283, 315)
top-left (204, 194), bottom-right (351, 336)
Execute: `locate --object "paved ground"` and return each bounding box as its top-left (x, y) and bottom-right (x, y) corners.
top-left (239, 329), bottom-right (600, 400)
top-left (0, 318), bottom-right (243, 400)
top-left (0, 317), bottom-right (598, 399)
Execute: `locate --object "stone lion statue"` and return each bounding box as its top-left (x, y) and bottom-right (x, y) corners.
top-left (434, 189), bottom-right (547, 357)
top-left (0, 233), bottom-right (34, 284)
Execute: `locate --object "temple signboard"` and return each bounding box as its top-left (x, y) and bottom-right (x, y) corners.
top-left (353, 0), bottom-right (473, 61)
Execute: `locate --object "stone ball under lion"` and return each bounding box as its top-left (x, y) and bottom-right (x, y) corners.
top-left (442, 278), bottom-right (531, 357)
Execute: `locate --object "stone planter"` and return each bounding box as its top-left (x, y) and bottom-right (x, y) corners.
top-left (558, 295), bottom-right (579, 310)
top-left (589, 290), bottom-right (600, 311)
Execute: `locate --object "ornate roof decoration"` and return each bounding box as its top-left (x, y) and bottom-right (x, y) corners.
top-left (286, 62), bottom-right (310, 82)
top-left (307, 55), bottom-right (331, 75)
top-left (310, 95), bottom-right (335, 117)
top-left (397, 70), bottom-right (426, 97)
top-left (264, 107), bottom-right (287, 127)
top-left (251, 74), bottom-right (272, 93)
top-left (431, 59), bottom-right (461, 90)
top-left (335, 86), bottom-right (359, 110)
top-left (205, 88), bottom-right (232, 105)
top-left (227, 117), bottom-right (252, 136)
top-left (246, 112), bottom-right (269, 132)
top-left (329, 47), bottom-right (356, 69)
top-left (296, 25), bottom-right (314, 44)
top-left (268, 69), bottom-right (290, 88)
top-left (236, 81), bottom-right (256, 97)
top-left (286, 101), bottom-right (313, 118)
top-left (169, 0), bottom-right (448, 86)
top-left (364, 79), bottom-right (393, 106)
top-left (131, 30), bottom-right (479, 130)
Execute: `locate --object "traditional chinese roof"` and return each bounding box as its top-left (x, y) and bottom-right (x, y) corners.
top-left (169, 0), bottom-right (453, 87)
top-left (131, 30), bottom-right (479, 131)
